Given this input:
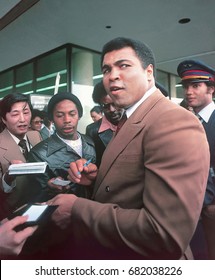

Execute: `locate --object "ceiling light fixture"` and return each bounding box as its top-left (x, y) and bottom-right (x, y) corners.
top-left (178, 18), bottom-right (191, 24)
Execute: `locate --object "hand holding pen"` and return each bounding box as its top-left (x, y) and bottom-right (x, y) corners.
top-left (68, 158), bottom-right (98, 186)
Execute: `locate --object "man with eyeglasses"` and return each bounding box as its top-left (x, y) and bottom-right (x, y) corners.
top-left (86, 81), bottom-right (124, 166)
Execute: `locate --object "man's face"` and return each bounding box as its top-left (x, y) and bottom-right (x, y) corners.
top-left (31, 116), bottom-right (43, 131)
top-left (102, 47), bottom-right (154, 109)
top-left (53, 99), bottom-right (79, 140)
top-left (100, 95), bottom-right (124, 125)
top-left (183, 81), bottom-right (214, 113)
top-left (2, 102), bottom-right (32, 139)
top-left (90, 111), bottom-right (102, 122)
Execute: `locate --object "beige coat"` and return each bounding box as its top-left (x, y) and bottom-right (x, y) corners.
top-left (0, 129), bottom-right (42, 216)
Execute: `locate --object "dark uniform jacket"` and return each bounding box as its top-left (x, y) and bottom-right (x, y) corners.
top-left (202, 110), bottom-right (215, 205)
top-left (86, 119), bottom-right (114, 167)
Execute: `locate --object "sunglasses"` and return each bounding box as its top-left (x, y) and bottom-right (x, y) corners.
top-left (33, 120), bottom-right (43, 124)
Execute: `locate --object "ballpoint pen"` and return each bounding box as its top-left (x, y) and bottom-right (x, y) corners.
top-left (77, 159), bottom-right (92, 175)
top-left (63, 159), bottom-right (93, 193)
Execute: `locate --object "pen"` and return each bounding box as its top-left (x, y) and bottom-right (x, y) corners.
top-left (77, 159), bottom-right (92, 175)
top-left (63, 159), bottom-right (93, 193)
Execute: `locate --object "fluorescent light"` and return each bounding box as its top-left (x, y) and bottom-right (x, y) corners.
top-left (36, 83), bottom-right (67, 93)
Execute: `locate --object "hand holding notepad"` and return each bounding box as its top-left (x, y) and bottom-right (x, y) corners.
top-left (8, 162), bottom-right (47, 175)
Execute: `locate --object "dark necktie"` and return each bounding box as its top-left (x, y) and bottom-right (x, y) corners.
top-left (18, 139), bottom-right (28, 159)
top-left (115, 113), bottom-right (127, 135)
top-left (197, 114), bottom-right (204, 124)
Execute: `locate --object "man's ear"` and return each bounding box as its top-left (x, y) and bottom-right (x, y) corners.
top-left (208, 86), bottom-right (215, 95)
top-left (1, 117), bottom-right (6, 125)
top-left (146, 64), bottom-right (154, 81)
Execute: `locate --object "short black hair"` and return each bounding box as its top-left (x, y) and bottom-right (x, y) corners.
top-left (31, 109), bottom-right (44, 121)
top-left (0, 92), bottom-right (33, 120)
top-left (101, 37), bottom-right (156, 76)
top-left (92, 81), bottom-right (107, 104)
top-left (90, 105), bottom-right (103, 114)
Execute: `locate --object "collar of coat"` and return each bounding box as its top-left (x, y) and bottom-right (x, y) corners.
top-left (46, 133), bottom-right (94, 156)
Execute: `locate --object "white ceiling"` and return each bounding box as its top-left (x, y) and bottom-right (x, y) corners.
top-left (0, 0), bottom-right (20, 18)
top-left (0, 0), bottom-right (215, 76)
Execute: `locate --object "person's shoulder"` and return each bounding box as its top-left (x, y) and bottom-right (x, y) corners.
top-left (0, 129), bottom-right (13, 145)
top-left (86, 120), bottom-right (101, 135)
top-left (80, 133), bottom-right (95, 146)
top-left (27, 130), bottom-right (42, 143)
top-left (29, 136), bottom-right (50, 152)
top-left (86, 121), bottom-right (100, 131)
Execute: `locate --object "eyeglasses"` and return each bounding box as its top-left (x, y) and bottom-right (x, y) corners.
top-left (33, 120), bottom-right (43, 124)
top-left (101, 103), bottom-right (115, 110)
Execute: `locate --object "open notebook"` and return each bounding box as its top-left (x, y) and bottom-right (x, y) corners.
top-left (8, 162), bottom-right (47, 175)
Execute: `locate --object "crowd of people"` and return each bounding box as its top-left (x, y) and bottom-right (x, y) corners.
top-left (0, 37), bottom-right (214, 260)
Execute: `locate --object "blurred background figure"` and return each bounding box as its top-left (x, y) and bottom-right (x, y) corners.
top-left (29, 109), bottom-right (44, 132)
top-left (89, 105), bottom-right (103, 122)
top-left (40, 112), bottom-right (54, 140)
top-left (86, 81), bottom-right (124, 166)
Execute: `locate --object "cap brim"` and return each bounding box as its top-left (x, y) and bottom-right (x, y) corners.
top-left (180, 79), bottom-right (212, 84)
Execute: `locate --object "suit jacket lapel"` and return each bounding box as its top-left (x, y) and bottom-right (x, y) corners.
top-left (0, 129), bottom-right (26, 162)
top-left (94, 90), bottom-right (164, 192)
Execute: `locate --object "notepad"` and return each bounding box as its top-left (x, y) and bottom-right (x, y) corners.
top-left (8, 162), bottom-right (47, 175)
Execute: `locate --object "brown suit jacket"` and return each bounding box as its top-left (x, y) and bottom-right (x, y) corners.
top-left (69, 90), bottom-right (209, 259)
top-left (0, 129), bottom-right (42, 216)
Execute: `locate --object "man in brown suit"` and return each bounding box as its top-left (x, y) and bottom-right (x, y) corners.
top-left (48, 38), bottom-right (209, 259)
top-left (0, 93), bottom-right (42, 218)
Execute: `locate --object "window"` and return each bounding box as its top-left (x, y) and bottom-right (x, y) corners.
top-left (36, 48), bottom-right (67, 96)
top-left (0, 70), bottom-right (13, 97)
top-left (15, 63), bottom-right (33, 95)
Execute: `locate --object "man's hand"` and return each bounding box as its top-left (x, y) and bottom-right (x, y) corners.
top-left (0, 216), bottom-right (37, 256)
top-left (68, 158), bottom-right (98, 185)
top-left (48, 177), bottom-right (70, 193)
top-left (47, 194), bottom-right (78, 229)
top-left (4, 160), bottom-right (25, 184)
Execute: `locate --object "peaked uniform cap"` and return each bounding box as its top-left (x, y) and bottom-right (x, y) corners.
top-left (177, 60), bottom-right (215, 83)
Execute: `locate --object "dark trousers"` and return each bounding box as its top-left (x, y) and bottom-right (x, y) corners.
top-left (201, 200), bottom-right (215, 260)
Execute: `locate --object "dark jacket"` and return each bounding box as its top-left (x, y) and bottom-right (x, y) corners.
top-left (86, 119), bottom-right (114, 167)
top-left (27, 133), bottom-right (96, 202)
top-left (202, 110), bottom-right (215, 205)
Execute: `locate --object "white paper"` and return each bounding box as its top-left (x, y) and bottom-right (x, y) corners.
top-left (23, 205), bottom-right (48, 222)
top-left (52, 178), bottom-right (71, 186)
top-left (8, 162), bottom-right (47, 175)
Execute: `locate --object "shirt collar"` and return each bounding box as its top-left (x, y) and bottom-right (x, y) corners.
top-left (7, 129), bottom-right (30, 150)
top-left (98, 115), bottom-right (117, 133)
top-left (126, 86), bottom-right (157, 118)
top-left (198, 102), bottom-right (215, 123)
top-left (7, 129), bottom-right (28, 144)
top-left (56, 132), bottom-right (81, 146)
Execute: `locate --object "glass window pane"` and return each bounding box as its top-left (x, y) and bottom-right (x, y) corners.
top-left (15, 63), bottom-right (33, 94)
top-left (36, 48), bottom-right (67, 96)
top-left (175, 76), bottom-right (184, 98)
top-left (0, 70), bottom-right (13, 98)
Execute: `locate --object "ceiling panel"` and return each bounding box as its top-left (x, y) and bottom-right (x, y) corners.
top-left (0, 0), bottom-right (214, 76)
